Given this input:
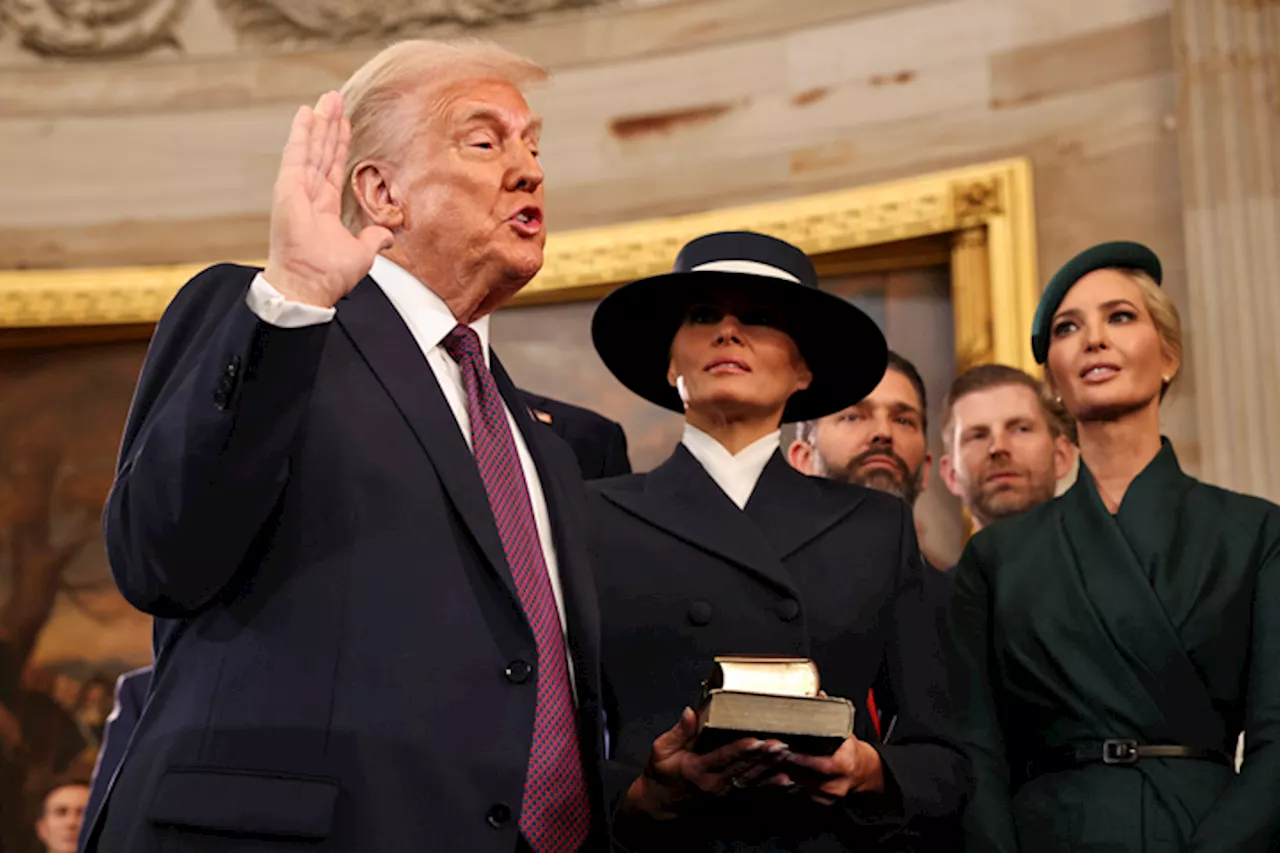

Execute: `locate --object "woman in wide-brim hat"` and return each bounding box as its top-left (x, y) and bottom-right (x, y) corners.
top-left (948, 241), bottom-right (1280, 851)
top-left (589, 231), bottom-right (968, 851)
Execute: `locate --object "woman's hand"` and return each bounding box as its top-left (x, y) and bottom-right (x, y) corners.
top-left (621, 707), bottom-right (790, 821)
top-left (779, 735), bottom-right (885, 806)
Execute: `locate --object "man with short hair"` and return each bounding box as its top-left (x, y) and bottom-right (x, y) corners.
top-left (788, 350), bottom-right (931, 504)
top-left (938, 363), bottom-right (1075, 533)
top-left (92, 39), bottom-right (606, 853)
top-left (35, 779), bottom-right (88, 853)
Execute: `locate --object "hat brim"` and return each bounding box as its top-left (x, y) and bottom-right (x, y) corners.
top-left (592, 270), bottom-right (887, 423)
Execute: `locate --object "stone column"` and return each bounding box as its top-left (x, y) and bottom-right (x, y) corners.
top-left (1173, 0), bottom-right (1280, 502)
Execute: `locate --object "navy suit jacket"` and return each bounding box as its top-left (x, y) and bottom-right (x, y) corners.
top-left (79, 666), bottom-right (151, 853)
top-left (89, 265), bottom-right (608, 852)
top-left (520, 392), bottom-right (631, 481)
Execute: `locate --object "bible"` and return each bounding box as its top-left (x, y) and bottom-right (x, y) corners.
top-left (692, 655), bottom-right (855, 755)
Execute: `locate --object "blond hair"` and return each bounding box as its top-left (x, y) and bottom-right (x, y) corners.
top-left (1124, 269), bottom-right (1183, 399)
top-left (338, 39), bottom-right (548, 231)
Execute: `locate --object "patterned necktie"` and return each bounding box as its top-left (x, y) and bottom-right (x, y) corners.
top-left (441, 324), bottom-right (589, 853)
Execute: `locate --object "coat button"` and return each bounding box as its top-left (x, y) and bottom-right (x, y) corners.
top-left (505, 660), bottom-right (532, 684)
top-left (486, 802), bottom-right (512, 828)
top-left (687, 600), bottom-right (713, 626)
top-left (777, 599), bottom-right (801, 621)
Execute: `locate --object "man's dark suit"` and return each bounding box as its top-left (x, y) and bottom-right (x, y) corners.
top-left (90, 265), bottom-right (607, 852)
top-left (79, 666), bottom-right (152, 853)
top-left (590, 447), bottom-right (968, 851)
top-left (520, 392), bottom-right (630, 481)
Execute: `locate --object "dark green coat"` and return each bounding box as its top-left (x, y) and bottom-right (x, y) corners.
top-left (949, 440), bottom-right (1280, 852)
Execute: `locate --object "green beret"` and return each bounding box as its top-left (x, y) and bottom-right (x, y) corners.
top-left (1031, 240), bottom-right (1163, 364)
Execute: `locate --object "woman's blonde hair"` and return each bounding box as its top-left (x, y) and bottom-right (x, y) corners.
top-left (1045, 267), bottom-right (1184, 401)
top-left (338, 38), bottom-right (548, 231)
top-left (1124, 268), bottom-right (1183, 400)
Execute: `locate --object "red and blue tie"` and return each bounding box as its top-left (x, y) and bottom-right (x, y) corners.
top-left (442, 324), bottom-right (589, 853)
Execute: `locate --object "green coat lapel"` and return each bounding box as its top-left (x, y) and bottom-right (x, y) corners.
top-left (1059, 441), bottom-right (1221, 747)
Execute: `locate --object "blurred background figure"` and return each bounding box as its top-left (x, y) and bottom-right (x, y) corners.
top-left (34, 778), bottom-right (89, 853)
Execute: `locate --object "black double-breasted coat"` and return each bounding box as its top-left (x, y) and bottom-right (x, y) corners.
top-left (589, 445), bottom-right (968, 851)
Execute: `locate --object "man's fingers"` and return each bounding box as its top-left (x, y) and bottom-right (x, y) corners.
top-left (328, 116), bottom-right (352, 195)
top-left (306, 93), bottom-right (336, 187)
top-left (316, 93), bottom-right (343, 192)
top-left (278, 105), bottom-right (314, 184)
top-left (358, 226), bottom-right (394, 257)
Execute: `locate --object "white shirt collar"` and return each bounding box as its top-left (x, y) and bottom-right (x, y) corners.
top-left (368, 254), bottom-right (491, 365)
top-left (680, 424), bottom-right (781, 510)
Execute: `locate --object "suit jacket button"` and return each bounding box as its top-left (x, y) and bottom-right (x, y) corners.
top-left (505, 660), bottom-right (532, 684)
top-left (486, 802), bottom-right (512, 828)
top-left (687, 600), bottom-right (713, 626)
top-left (777, 599), bottom-right (801, 621)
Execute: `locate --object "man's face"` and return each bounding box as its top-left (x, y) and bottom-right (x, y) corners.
top-left (36, 784), bottom-right (88, 853)
top-left (378, 78), bottom-right (545, 313)
top-left (940, 383), bottom-right (1073, 528)
top-left (791, 368), bottom-right (930, 504)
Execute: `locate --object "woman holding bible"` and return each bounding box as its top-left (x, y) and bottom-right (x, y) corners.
top-left (587, 231), bottom-right (967, 851)
top-left (948, 241), bottom-right (1280, 851)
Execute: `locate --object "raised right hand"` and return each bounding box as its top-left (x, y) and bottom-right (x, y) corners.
top-left (622, 707), bottom-right (790, 821)
top-left (264, 90), bottom-right (394, 308)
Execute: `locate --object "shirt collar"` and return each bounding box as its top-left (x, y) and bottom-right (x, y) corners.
top-left (680, 424), bottom-right (781, 510)
top-left (368, 254), bottom-right (491, 365)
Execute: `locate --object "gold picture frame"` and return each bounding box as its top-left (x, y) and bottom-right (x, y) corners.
top-left (0, 158), bottom-right (1039, 372)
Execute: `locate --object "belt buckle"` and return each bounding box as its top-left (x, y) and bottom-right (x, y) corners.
top-left (1102, 738), bottom-right (1139, 764)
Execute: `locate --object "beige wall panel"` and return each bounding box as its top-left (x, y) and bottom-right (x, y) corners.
top-left (989, 14), bottom-right (1173, 108)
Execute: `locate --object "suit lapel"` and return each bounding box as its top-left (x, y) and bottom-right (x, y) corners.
top-left (335, 279), bottom-right (517, 602)
top-left (1059, 451), bottom-right (1220, 744)
top-left (600, 445), bottom-right (798, 596)
top-left (744, 454), bottom-right (867, 559)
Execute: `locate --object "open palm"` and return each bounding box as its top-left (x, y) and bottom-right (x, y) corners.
top-left (264, 90), bottom-right (394, 307)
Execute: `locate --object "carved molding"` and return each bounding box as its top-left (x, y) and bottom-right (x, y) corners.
top-left (215, 0), bottom-right (618, 45)
top-left (0, 158), bottom-right (1042, 371)
top-left (3, 0), bottom-right (191, 57)
top-left (952, 178), bottom-right (1003, 224)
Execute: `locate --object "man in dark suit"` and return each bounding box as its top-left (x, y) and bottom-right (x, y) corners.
top-left (521, 392), bottom-right (631, 480)
top-left (88, 39), bottom-right (606, 853)
top-left (78, 666), bottom-right (150, 853)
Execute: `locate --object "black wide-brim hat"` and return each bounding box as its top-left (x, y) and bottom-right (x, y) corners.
top-left (591, 231), bottom-right (888, 423)
top-left (1031, 240), bottom-right (1163, 364)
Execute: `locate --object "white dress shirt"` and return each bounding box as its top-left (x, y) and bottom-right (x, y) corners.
top-left (245, 257), bottom-right (572, 640)
top-left (680, 423), bottom-right (781, 510)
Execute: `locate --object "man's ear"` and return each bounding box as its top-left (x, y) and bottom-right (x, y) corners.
top-left (351, 161), bottom-right (405, 230)
top-left (1052, 435), bottom-right (1077, 480)
top-left (787, 440), bottom-right (815, 475)
top-left (918, 453), bottom-right (933, 494)
top-left (939, 454), bottom-right (963, 499)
